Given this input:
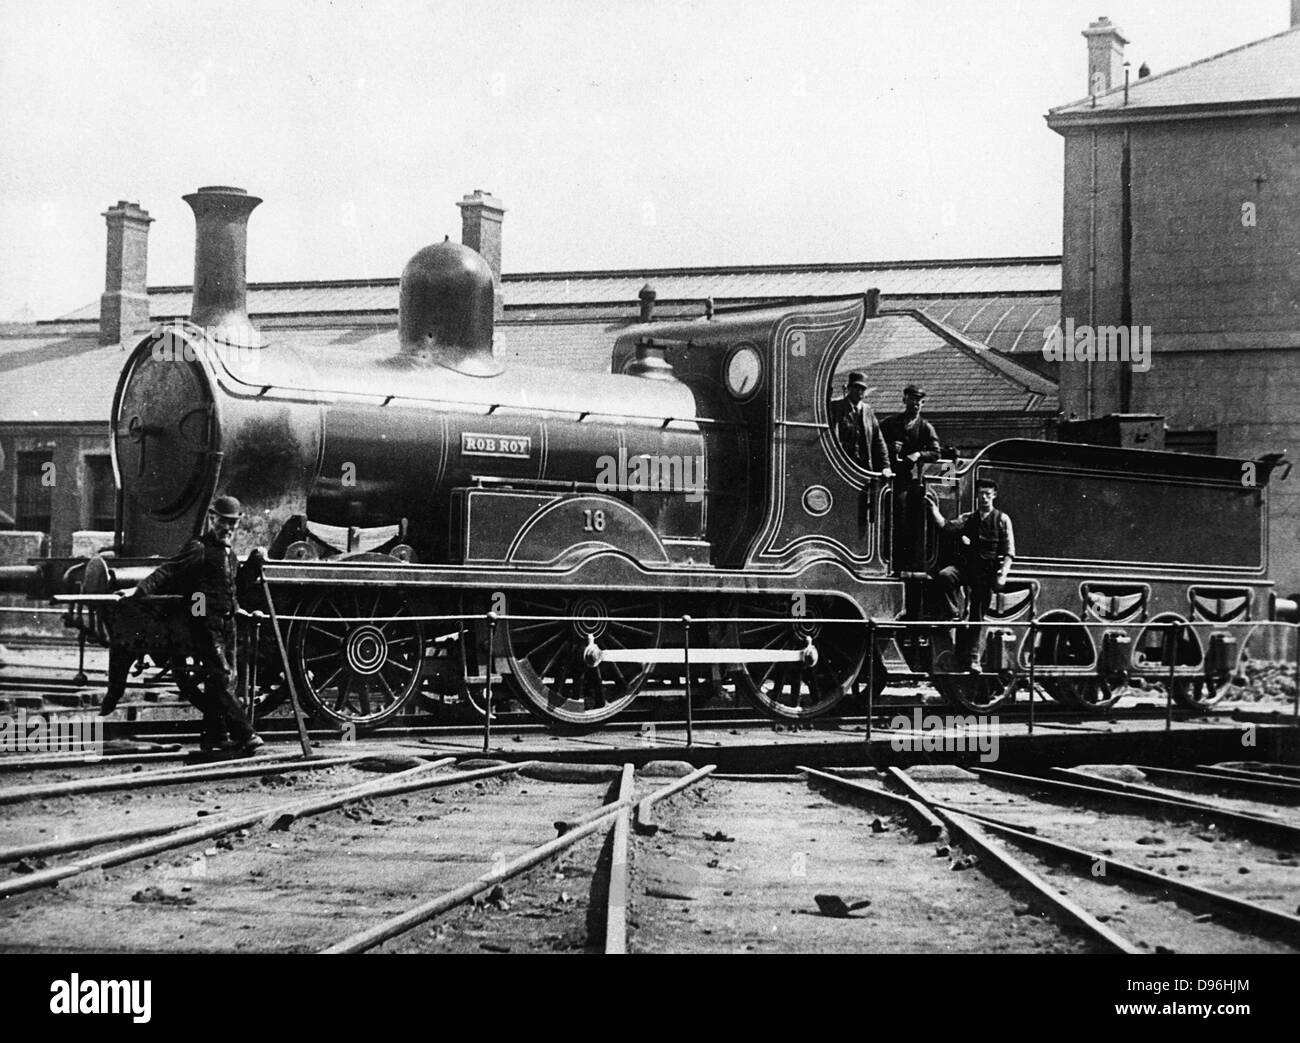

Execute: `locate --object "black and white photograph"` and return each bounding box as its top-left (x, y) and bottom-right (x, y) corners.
top-left (0, 0), bottom-right (1297, 993)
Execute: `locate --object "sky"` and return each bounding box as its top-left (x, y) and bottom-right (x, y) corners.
top-left (0, 0), bottom-right (1290, 320)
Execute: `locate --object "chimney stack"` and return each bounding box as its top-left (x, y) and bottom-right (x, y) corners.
top-left (457, 190), bottom-right (505, 320)
top-left (99, 201), bottom-right (153, 345)
top-left (1293, 0), bottom-right (1300, 27)
top-left (183, 186), bottom-right (264, 346)
top-left (1083, 17), bottom-right (1128, 96)
top-left (638, 282), bottom-right (657, 322)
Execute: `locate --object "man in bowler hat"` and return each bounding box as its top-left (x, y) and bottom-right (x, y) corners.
top-left (830, 371), bottom-right (892, 536)
top-left (128, 495), bottom-right (264, 756)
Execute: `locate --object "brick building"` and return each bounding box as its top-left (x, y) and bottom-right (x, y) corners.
top-left (1046, 13), bottom-right (1300, 596)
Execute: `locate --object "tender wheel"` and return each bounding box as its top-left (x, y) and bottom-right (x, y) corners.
top-left (1043, 677), bottom-right (1122, 711)
top-left (932, 651), bottom-right (1020, 714)
top-left (502, 591), bottom-right (662, 729)
top-left (1170, 623), bottom-right (1254, 711)
top-left (1170, 675), bottom-right (1234, 712)
top-left (292, 590), bottom-right (425, 731)
top-left (730, 597), bottom-right (866, 720)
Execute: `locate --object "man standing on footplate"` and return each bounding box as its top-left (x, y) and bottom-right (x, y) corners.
top-left (880, 384), bottom-right (941, 572)
top-left (928, 478), bottom-right (1015, 673)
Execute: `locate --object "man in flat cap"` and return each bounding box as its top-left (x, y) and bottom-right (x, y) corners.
top-left (128, 494), bottom-right (263, 756)
top-left (881, 385), bottom-right (942, 572)
top-left (928, 477), bottom-right (1016, 673)
top-left (830, 372), bottom-right (892, 536)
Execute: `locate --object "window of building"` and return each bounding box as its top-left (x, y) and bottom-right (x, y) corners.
top-left (84, 454), bottom-right (116, 531)
top-left (1165, 430), bottom-right (1218, 456)
top-left (15, 452), bottom-right (53, 532)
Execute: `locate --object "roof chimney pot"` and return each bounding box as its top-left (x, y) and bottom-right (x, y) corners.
top-left (457, 190), bottom-right (505, 320)
top-left (1082, 16), bottom-right (1128, 96)
top-left (99, 201), bottom-right (153, 345)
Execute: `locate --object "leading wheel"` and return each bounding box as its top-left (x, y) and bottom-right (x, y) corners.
top-left (292, 589), bottom-right (425, 731)
top-left (730, 597), bottom-right (866, 721)
top-left (502, 591), bottom-right (662, 729)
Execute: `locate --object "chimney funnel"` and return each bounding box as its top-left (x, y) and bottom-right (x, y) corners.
top-left (457, 190), bottom-right (505, 320)
top-left (183, 186), bottom-right (264, 346)
top-left (638, 282), bottom-right (657, 322)
top-left (1083, 17), bottom-right (1128, 96)
top-left (99, 201), bottom-right (153, 345)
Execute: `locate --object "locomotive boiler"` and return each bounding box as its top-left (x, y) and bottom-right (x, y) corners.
top-left (12, 184), bottom-right (1299, 732)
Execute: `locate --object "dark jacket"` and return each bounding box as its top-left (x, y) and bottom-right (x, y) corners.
top-left (135, 531), bottom-right (239, 619)
top-left (880, 411), bottom-right (941, 482)
top-left (830, 396), bottom-right (889, 472)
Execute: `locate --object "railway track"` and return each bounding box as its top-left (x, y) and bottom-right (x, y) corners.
top-left (1, 740), bottom-right (1296, 953)
top-left (0, 667), bottom-right (1253, 739)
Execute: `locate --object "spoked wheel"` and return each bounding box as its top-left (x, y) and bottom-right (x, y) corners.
top-left (729, 597), bottom-right (867, 721)
top-left (1021, 610), bottom-right (1116, 711)
top-left (1170, 622), bottom-right (1252, 712)
top-left (1170, 675), bottom-right (1235, 712)
top-left (932, 652), bottom-right (1020, 714)
top-left (1042, 677), bottom-right (1122, 712)
top-left (502, 591), bottom-right (662, 729)
top-left (292, 589), bottom-right (425, 731)
top-left (244, 624), bottom-right (294, 720)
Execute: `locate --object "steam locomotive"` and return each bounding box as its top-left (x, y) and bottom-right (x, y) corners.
top-left (7, 185), bottom-right (1296, 732)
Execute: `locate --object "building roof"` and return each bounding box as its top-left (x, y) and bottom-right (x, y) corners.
top-left (49, 259), bottom-right (1060, 362)
top-left (1049, 25), bottom-right (1300, 125)
top-left (1, 308), bottom-right (1058, 426)
top-left (843, 311), bottom-right (1058, 416)
top-left (54, 255), bottom-right (1061, 322)
top-left (0, 328), bottom-right (125, 423)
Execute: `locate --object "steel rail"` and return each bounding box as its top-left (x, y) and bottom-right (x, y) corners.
top-left (1053, 763), bottom-right (1300, 823)
top-left (883, 760), bottom-right (1300, 945)
top-left (937, 807), bottom-right (1143, 954)
top-left (1134, 764), bottom-right (1300, 805)
top-left (885, 766), bottom-right (1141, 953)
top-left (604, 763), bottom-right (635, 955)
top-left (975, 767), bottom-right (1300, 851)
top-left (1193, 763), bottom-right (1300, 785)
top-left (799, 766), bottom-right (945, 840)
top-left (0, 751), bottom-right (187, 772)
top-left (964, 812), bottom-right (1300, 945)
top-left (263, 757), bottom-right (518, 830)
top-left (0, 819), bottom-right (199, 865)
top-left (0, 752), bottom-right (367, 806)
top-left (0, 757), bottom-right (511, 899)
top-left (320, 765), bottom-right (715, 954)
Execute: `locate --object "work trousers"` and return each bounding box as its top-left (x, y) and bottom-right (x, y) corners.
top-left (890, 481), bottom-right (928, 572)
top-left (934, 563), bottom-right (997, 670)
top-left (192, 618), bottom-right (256, 743)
